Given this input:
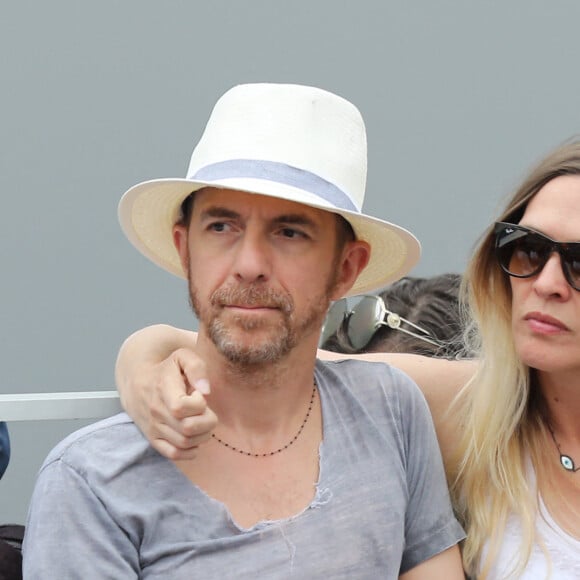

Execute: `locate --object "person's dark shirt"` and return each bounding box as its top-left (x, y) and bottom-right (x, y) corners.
top-left (0, 422), bottom-right (10, 479)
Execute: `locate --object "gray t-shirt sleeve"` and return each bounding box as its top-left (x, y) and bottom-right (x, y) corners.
top-left (393, 369), bottom-right (462, 573)
top-left (23, 457), bottom-right (140, 580)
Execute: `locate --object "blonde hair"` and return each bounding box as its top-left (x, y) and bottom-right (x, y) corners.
top-left (450, 140), bottom-right (580, 578)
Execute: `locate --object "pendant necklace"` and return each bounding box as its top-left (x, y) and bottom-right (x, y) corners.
top-left (546, 422), bottom-right (580, 473)
top-left (211, 379), bottom-right (317, 458)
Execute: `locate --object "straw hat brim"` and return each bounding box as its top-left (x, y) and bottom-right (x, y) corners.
top-left (118, 177), bottom-right (421, 297)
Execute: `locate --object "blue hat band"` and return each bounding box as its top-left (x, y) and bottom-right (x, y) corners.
top-left (191, 159), bottom-right (360, 213)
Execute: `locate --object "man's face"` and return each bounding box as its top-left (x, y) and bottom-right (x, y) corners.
top-left (173, 188), bottom-right (366, 367)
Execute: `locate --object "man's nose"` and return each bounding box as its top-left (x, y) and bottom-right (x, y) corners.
top-left (232, 231), bottom-right (272, 283)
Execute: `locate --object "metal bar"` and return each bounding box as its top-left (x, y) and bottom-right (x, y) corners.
top-left (0, 391), bottom-right (122, 421)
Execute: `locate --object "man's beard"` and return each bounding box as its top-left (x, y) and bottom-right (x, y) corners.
top-left (188, 279), bottom-right (337, 368)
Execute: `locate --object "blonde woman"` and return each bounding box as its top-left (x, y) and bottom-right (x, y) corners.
top-left (452, 141), bottom-right (580, 579)
top-left (116, 141), bottom-right (580, 578)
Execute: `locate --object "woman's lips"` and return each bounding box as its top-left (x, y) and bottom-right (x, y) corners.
top-left (524, 311), bottom-right (569, 334)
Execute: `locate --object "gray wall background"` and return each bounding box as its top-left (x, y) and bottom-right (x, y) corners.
top-left (2, 1), bottom-right (580, 523)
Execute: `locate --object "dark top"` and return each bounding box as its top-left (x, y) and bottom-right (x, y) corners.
top-left (0, 422), bottom-right (10, 479)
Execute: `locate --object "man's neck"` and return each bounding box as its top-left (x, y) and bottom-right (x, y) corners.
top-left (194, 331), bottom-right (319, 433)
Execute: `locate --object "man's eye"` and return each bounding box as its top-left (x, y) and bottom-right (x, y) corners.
top-left (280, 228), bottom-right (306, 239)
top-left (208, 222), bottom-right (229, 232)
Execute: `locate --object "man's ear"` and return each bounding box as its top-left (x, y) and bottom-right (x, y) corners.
top-left (172, 224), bottom-right (190, 276)
top-left (330, 240), bottom-right (371, 300)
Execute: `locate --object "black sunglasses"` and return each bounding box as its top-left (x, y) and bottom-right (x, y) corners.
top-left (494, 222), bottom-right (580, 292)
top-left (320, 295), bottom-right (443, 351)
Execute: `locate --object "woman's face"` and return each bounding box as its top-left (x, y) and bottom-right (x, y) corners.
top-left (510, 175), bottom-right (580, 378)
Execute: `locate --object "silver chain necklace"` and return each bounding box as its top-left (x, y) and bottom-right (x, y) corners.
top-left (211, 379), bottom-right (317, 458)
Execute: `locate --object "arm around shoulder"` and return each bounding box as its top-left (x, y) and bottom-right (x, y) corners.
top-left (318, 348), bottom-right (476, 463)
top-left (318, 349), bottom-right (474, 414)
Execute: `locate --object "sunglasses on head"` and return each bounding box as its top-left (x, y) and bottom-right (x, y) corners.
top-left (494, 222), bottom-right (580, 292)
top-left (320, 294), bottom-right (443, 351)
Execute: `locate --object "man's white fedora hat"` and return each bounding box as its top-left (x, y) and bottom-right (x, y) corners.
top-left (118, 83), bottom-right (420, 296)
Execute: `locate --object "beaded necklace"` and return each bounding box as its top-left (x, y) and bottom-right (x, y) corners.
top-left (211, 379), bottom-right (317, 457)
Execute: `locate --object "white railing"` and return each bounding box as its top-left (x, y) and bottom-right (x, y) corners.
top-left (0, 391), bottom-right (122, 421)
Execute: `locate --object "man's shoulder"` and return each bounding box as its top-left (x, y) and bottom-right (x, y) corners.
top-left (316, 357), bottom-right (421, 396)
top-left (315, 359), bottom-right (434, 451)
top-left (315, 358), bottom-right (427, 421)
top-left (40, 413), bottom-right (147, 473)
top-left (316, 357), bottom-right (392, 374)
